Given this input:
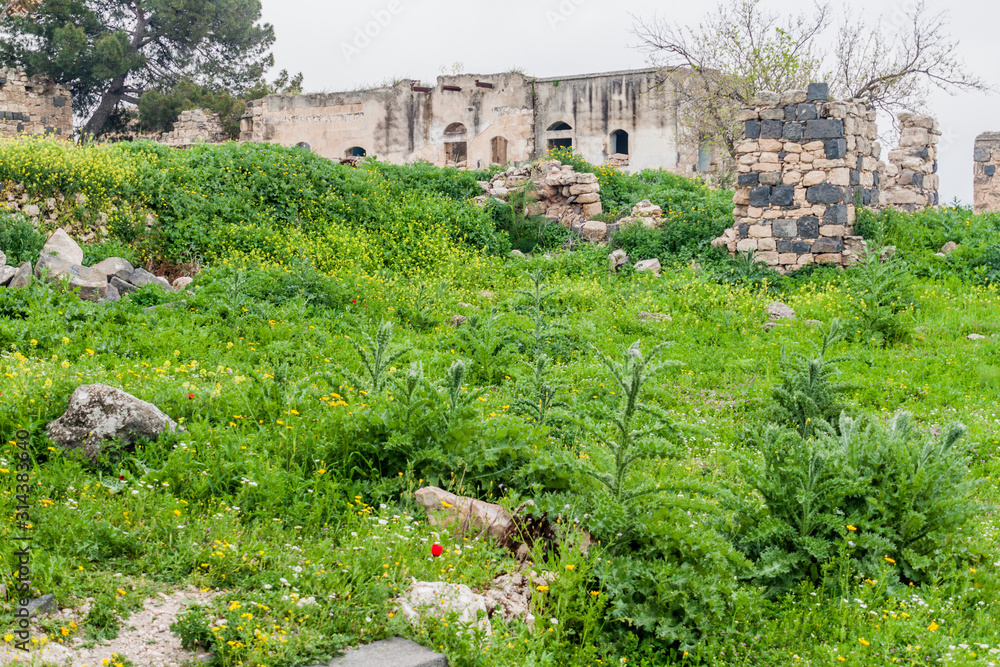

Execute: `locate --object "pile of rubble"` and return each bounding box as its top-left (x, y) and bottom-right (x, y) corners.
top-left (479, 161), bottom-right (607, 238)
top-left (0, 229), bottom-right (192, 302)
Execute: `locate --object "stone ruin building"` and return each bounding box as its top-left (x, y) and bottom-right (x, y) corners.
top-left (713, 83), bottom-right (878, 271)
top-left (881, 113), bottom-right (940, 210)
top-left (238, 68), bottom-right (707, 174)
top-left (159, 109), bottom-right (228, 146)
top-left (0, 67), bottom-right (73, 138)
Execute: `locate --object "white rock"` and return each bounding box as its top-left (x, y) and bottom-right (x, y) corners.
top-left (41, 228), bottom-right (84, 265)
top-left (92, 257), bottom-right (135, 277)
top-left (398, 581), bottom-right (491, 635)
top-left (767, 302), bottom-right (796, 321)
top-left (634, 259), bottom-right (662, 277)
top-left (967, 334), bottom-right (986, 341)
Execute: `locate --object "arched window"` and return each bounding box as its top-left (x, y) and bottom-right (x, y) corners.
top-left (346, 146), bottom-right (367, 157)
top-left (491, 136), bottom-right (508, 166)
top-left (547, 121), bottom-right (573, 131)
top-left (297, 141), bottom-right (312, 151)
top-left (444, 122), bottom-right (467, 136)
top-left (609, 130), bottom-right (629, 156)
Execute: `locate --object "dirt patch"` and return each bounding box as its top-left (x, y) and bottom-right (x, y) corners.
top-left (0, 586), bottom-right (216, 667)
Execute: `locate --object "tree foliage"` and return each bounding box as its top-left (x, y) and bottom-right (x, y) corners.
top-left (0, 0), bottom-right (276, 136)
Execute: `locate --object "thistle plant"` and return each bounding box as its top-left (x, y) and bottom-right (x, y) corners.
top-left (771, 318), bottom-right (848, 438)
top-left (514, 268), bottom-right (565, 357)
top-left (583, 340), bottom-right (682, 503)
top-left (512, 354), bottom-right (567, 428)
top-left (352, 321), bottom-right (410, 394)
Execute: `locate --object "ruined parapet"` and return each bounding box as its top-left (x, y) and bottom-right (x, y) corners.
top-left (973, 132), bottom-right (1000, 214)
top-left (160, 109), bottom-right (228, 146)
top-left (481, 161), bottom-right (607, 239)
top-left (880, 113), bottom-right (939, 210)
top-left (713, 83), bottom-right (876, 271)
top-left (0, 67), bottom-right (73, 138)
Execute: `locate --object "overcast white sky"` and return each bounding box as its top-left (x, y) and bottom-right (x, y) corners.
top-left (260, 0), bottom-right (1000, 204)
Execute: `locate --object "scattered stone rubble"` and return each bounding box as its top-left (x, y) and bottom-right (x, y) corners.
top-left (714, 83), bottom-right (877, 272)
top-left (973, 132), bottom-right (1000, 214)
top-left (881, 113), bottom-right (940, 210)
top-left (0, 228), bottom-right (193, 302)
top-left (160, 108), bottom-right (228, 146)
top-left (480, 161), bottom-right (607, 239)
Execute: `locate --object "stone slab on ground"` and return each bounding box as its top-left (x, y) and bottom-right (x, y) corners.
top-left (318, 638), bottom-right (447, 667)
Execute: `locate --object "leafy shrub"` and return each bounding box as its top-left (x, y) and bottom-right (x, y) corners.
top-left (739, 412), bottom-right (977, 594)
top-left (0, 212), bottom-right (45, 264)
top-left (81, 238), bottom-right (140, 267)
top-left (709, 250), bottom-right (781, 292)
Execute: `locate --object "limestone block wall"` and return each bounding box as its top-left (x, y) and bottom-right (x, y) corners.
top-left (881, 113), bottom-right (939, 210)
top-left (714, 83), bottom-right (877, 271)
top-left (160, 109), bottom-right (228, 146)
top-left (973, 132), bottom-right (1000, 214)
top-left (481, 160), bottom-right (602, 230)
top-left (0, 67), bottom-right (73, 138)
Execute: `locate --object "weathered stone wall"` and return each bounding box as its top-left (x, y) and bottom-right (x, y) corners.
top-left (238, 68), bottom-right (701, 173)
top-left (0, 67), bottom-right (73, 138)
top-left (160, 109), bottom-right (228, 146)
top-left (881, 113), bottom-right (939, 210)
top-left (479, 161), bottom-right (604, 236)
top-left (714, 83), bottom-right (876, 271)
top-left (973, 132), bottom-right (1000, 214)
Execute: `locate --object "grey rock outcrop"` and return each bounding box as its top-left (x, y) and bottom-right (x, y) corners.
top-left (46, 384), bottom-right (179, 462)
top-left (634, 258), bottom-right (662, 277)
top-left (319, 638), bottom-right (447, 667)
top-left (10, 262), bottom-right (32, 288)
top-left (0, 265), bottom-right (16, 286)
top-left (92, 257), bottom-right (134, 277)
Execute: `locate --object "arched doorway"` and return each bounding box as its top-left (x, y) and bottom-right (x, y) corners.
top-left (546, 121), bottom-right (574, 151)
top-left (345, 146), bottom-right (367, 157)
top-left (444, 122), bottom-right (468, 166)
top-left (609, 130), bottom-right (629, 156)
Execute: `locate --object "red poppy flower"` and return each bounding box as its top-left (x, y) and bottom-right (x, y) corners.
top-left (351, 299), bottom-right (357, 304)
top-left (431, 543), bottom-right (443, 558)
top-left (187, 393), bottom-right (195, 400)
top-left (118, 475), bottom-right (124, 481)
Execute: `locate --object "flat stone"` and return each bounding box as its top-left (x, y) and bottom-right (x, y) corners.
top-left (767, 302), bottom-right (796, 321)
top-left (23, 594), bottom-right (55, 616)
top-left (634, 259), bottom-right (661, 277)
top-left (581, 221), bottom-right (608, 242)
top-left (92, 257), bottom-right (134, 277)
top-left (318, 638), bottom-right (447, 667)
top-left (638, 312), bottom-right (672, 322)
top-left (173, 276), bottom-right (194, 291)
top-left (127, 268), bottom-right (172, 289)
top-left (110, 275), bottom-right (139, 294)
top-left (967, 334), bottom-right (986, 341)
top-left (41, 228), bottom-right (84, 265)
top-left (940, 241), bottom-right (958, 254)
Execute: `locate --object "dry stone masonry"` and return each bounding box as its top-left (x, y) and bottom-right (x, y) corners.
top-left (881, 113), bottom-right (940, 210)
top-left (715, 83), bottom-right (876, 271)
top-left (481, 161), bottom-right (608, 239)
top-left (160, 109), bottom-right (228, 146)
top-left (0, 67), bottom-right (73, 138)
top-left (973, 132), bottom-right (1000, 214)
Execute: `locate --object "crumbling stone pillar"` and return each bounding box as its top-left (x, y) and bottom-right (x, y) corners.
top-left (713, 83), bottom-right (876, 271)
top-left (880, 113), bottom-right (939, 210)
top-left (973, 132), bottom-right (1000, 214)
top-left (160, 109), bottom-right (228, 146)
top-left (0, 67), bottom-right (73, 138)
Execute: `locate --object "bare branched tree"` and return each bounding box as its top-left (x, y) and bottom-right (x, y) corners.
top-left (832, 1), bottom-right (990, 118)
top-left (634, 0), bottom-right (830, 164)
top-left (634, 0), bottom-right (991, 165)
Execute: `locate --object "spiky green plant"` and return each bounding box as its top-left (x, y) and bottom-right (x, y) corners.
top-left (512, 354), bottom-right (567, 428)
top-left (352, 321), bottom-right (409, 394)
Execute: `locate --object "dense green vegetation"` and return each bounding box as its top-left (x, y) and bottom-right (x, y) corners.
top-left (1, 138), bottom-right (999, 667)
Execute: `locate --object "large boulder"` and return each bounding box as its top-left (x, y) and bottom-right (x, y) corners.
top-left (46, 384), bottom-right (180, 462)
top-left (172, 276), bottom-right (194, 291)
top-left (0, 265), bottom-right (16, 287)
top-left (325, 638), bottom-right (447, 667)
top-left (92, 257), bottom-right (134, 278)
top-left (414, 486), bottom-right (515, 547)
top-left (581, 221), bottom-right (608, 242)
top-left (397, 581), bottom-right (491, 635)
top-left (127, 268), bottom-right (171, 290)
top-left (35, 255), bottom-right (108, 301)
top-left (41, 229), bottom-right (84, 265)
top-left (9, 262), bottom-right (32, 288)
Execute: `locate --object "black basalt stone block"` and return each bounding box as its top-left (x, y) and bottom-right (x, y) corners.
top-left (986, 165), bottom-right (997, 178)
top-left (53, 97), bottom-right (67, 107)
top-left (745, 120), bottom-right (761, 139)
top-left (796, 104), bottom-right (819, 121)
top-left (749, 186), bottom-right (773, 208)
top-left (807, 82), bottom-right (830, 102)
top-left (806, 184), bottom-right (843, 204)
top-left (850, 169), bottom-right (860, 186)
top-left (798, 216), bottom-right (820, 239)
top-left (823, 205), bottom-right (848, 225)
top-left (812, 238), bottom-right (844, 254)
top-left (793, 241), bottom-right (813, 254)
top-left (737, 173), bottom-right (759, 187)
top-left (825, 139), bottom-right (847, 159)
top-left (770, 185), bottom-right (794, 207)
top-left (739, 223), bottom-right (749, 239)
top-left (805, 119), bottom-right (844, 140)
top-left (782, 123), bottom-right (803, 141)
top-left (761, 120), bottom-right (784, 139)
